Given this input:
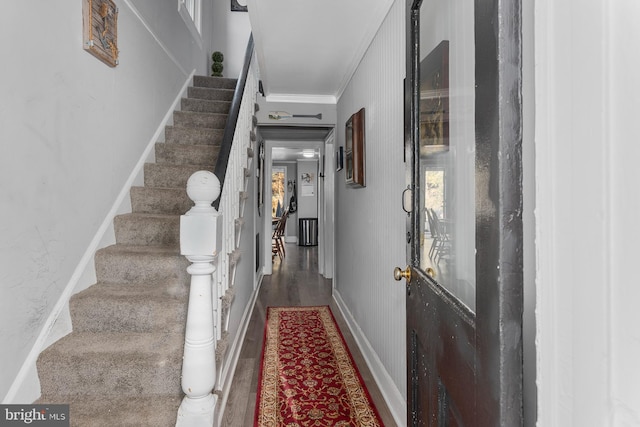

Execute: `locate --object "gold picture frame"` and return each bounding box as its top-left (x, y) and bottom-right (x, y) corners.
top-left (83, 0), bottom-right (119, 67)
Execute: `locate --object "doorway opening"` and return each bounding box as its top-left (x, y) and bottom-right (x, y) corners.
top-left (258, 126), bottom-right (335, 278)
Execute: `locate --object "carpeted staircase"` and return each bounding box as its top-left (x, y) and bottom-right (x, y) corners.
top-left (36, 76), bottom-right (237, 427)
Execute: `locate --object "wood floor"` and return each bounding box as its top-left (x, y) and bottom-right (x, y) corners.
top-left (221, 243), bottom-right (398, 426)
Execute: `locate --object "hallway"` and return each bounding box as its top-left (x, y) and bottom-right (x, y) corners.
top-left (221, 243), bottom-right (397, 426)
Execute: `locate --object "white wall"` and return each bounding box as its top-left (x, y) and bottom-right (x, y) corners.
top-left (296, 160), bottom-right (319, 219)
top-left (334, 0), bottom-right (406, 424)
top-left (0, 0), bottom-right (214, 402)
top-left (610, 4), bottom-right (640, 422)
top-left (211, 0), bottom-right (252, 79)
top-left (535, 0), bottom-right (640, 424)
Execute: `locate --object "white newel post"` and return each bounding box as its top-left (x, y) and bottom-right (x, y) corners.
top-left (176, 171), bottom-right (222, 427)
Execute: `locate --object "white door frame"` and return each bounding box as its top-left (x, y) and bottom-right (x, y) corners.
top-left (262, 139), bottom-right (326, 275)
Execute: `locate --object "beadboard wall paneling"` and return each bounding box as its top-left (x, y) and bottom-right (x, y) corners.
top-left (334, 0), bottom-right (407, 423)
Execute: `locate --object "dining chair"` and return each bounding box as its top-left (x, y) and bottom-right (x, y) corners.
top-left (271, 208), bottom-right (289, 260)
top-left (430, 208), bottom-right (451, 263)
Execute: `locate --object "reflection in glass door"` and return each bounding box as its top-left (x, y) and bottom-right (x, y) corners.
top-left (425, 169), bottom-right (444, 220)
top-left (417, 0), bottom-right (476, 311)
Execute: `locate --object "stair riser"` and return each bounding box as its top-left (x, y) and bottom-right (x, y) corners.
top-left (95, 250), bottom-right (190, 284)
top-left (193, 75), bottom-right (237, 89)
top-left (70, 296), bottom-right (186, 333)
top-left (130, 187), bottom-right (192, 215)
top-left (165, 126), bottom-right (223, 145)
top-left (144, 164), bottom-right (205, 189)
top-left (38, 352), bottom-right (183, 397)
top-left (188, 86), bottom-right (234, 102)
top-left (181, 98), bottom-right (231, 114)
top-left (155, 143), bottom-right (219, 167)
top-left (114, 215), bottom-right (180, 247)
top-left (173, 111), bottom-right (227, 129)
top-left (35, 74), bottom-right (232, 416)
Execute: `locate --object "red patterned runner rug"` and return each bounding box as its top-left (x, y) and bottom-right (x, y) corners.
top-left (254, 306), bottom-right (384, 427)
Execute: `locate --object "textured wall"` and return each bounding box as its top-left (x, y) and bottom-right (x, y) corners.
top-left (334, 0), bottom-right (407, 421)
top-left (0, 0), bottom-right (213, 401)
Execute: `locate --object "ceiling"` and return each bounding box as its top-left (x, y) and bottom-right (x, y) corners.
top-left (246, 0), bottom-right (395, 103)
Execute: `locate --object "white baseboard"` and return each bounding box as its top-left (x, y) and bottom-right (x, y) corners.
top-left (2, 71), bottom-right (196, 405)
top-left (216, 272), bottom-right (264, 426)
top-left (332, 291), bottom-right (407, 427)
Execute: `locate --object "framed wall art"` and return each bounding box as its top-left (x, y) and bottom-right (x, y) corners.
top-left (83, 0), bottom-right (119, 67)
top-left (231, 0), bottom-right (248, 12)
top-left (345, 108), bottom-right (366, 187)
top-left (336, 146), bottom-right (344, 172)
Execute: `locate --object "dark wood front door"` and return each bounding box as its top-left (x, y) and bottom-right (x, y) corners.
top-left (399, 0), bottom-right (523, 425)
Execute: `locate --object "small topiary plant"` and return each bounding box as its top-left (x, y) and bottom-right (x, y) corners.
top-left (212, 51), bottom-right (224, 63)
top-left (211, 51), bottom-right (224, 77)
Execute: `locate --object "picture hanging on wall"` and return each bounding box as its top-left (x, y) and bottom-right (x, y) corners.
top-left (82, 0), bottom-right (119, 67)
top-left (231, 0), bottom-right (248, 12)
top-left (345, 108), bottom-right (366, 187)
top-left (336, 146), bottom-right (344, 172)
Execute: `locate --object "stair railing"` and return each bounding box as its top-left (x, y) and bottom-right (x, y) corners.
top-left (213, 33), bottom-right (258, 382)
top-left (176, 34), bottom-right (258, 427)
top-left (214, 34), bottom-right (255, 209)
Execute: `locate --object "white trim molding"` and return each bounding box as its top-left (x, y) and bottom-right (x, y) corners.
top-left (333, 291), bottom-right (406, 426)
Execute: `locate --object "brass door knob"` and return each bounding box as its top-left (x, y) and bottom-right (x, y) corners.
top-left (393, 266), bottom-right (411, 282)
top-left (426, 267), bottom-right (435, 278)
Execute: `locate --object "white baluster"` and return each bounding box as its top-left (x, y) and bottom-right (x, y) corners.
top-left (176, 171), bottom-right (222, 427)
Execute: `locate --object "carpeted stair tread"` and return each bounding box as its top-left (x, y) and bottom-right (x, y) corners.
top-left (164, 125), bottom-right (224, 145)
top-left (181, 97), bottom-right (231, 114)
top-left (70, 281), bottom-right (187, 333)
top-left (38, 332), bottom-right (183, 397)
top-left (193, 75), bottom-right (237, 89)
top-left (144, 163), bottom-right (211, 189)
top-left (155, 142), bottom-right (220, 166)
top-left (130, 186), bottom-right (192, 215)
top-left (36, 395), bottom-right (182, 427)
top-left (95, 244), bottom-right (189, 284)
top-left (188, 86), bottom-right (234, 102)
top-left (114, 213), bottom-right (180, 247)
top-left (36, 74), bottom-right (233, 423)
top-left (172, 111), bottom-right (228, 129)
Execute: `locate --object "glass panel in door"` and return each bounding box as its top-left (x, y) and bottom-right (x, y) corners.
top-left (418, 0), bottom-right (476, 311)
